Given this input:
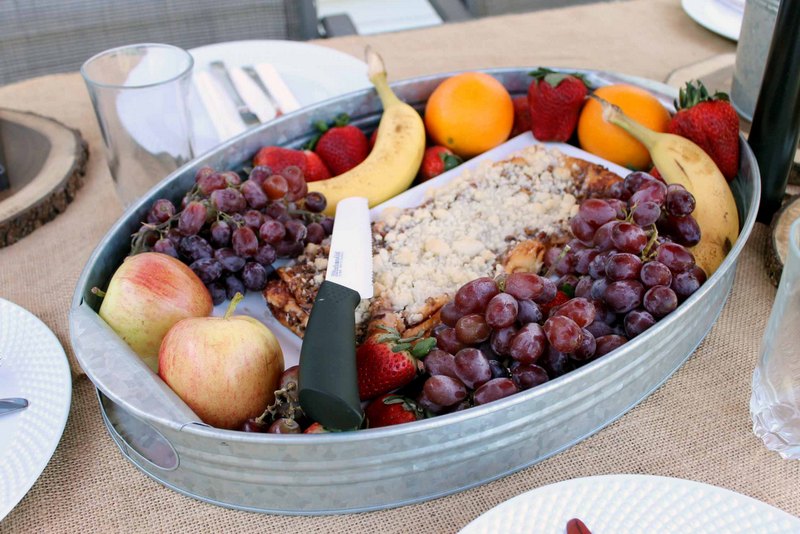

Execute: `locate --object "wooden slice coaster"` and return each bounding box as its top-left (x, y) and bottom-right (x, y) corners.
top-left (0, 108), bottom-right (89, 247)
top-left (767, 195), bottom-right (800, 285)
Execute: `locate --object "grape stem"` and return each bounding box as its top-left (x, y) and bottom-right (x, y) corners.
top-left (641, 224), bottom-right (660, 259)
top-left (544, 244), bottom-right (571, 278)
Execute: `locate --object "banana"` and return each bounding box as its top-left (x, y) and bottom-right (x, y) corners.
top-left (308, 47), bottom-right (426, 215)
top-left (594, 95), bottom-right (739, 276)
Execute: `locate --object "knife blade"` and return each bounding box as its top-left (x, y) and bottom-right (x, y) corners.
top-left (299, 197), bottom-right (373, 430)
top-left (208, 61), bottom-right (261, 127)
top-left (229, 67), bottom-right (278, 123)
top-left (0, 397), bottom-right (29, 417)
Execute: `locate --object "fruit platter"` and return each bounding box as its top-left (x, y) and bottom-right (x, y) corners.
top-left (69, 57), bottom-right (759, 514)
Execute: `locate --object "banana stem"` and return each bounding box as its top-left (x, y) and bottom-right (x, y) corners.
top-left (590, 94), bottom-right (658, 151)
top-left (365, 46), bottom-right (399, 107)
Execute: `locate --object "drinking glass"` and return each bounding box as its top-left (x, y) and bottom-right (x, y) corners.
top-left (751, 218), bottom-right (800, 458)
top-left (81, 43), bottom-right (195, 207)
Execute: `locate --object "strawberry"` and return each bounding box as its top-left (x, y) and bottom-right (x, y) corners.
top-left (365, 394), bottom-right (425, 428)
top-left (418, 146), bottom-right (463, 182)
top-left (304, 422), bottom-right (329, 434)
top-left (667, 81), bottom-right (740, 182)
top-left (314, 124), bottom-right (369, 176)
top-left (368, 128), bottom-right (379, 151)
top-left (540, 290), bottom-right (571, 316)
top-left (527, 68), bottom-right (589, 142)
top-left (303, 150), bottom-right (331, 182)
top-left (253, 146), bottom-right (307, 175)
top-left (648, 166), bottom-right (664, 183)
top-left (510, 95), bottom-right (532, 137)
top-left (356, 326), bottom-right (436, 401)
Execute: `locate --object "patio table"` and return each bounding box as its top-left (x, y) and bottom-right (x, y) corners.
top-left (1, 0), bottom-right (796, 531)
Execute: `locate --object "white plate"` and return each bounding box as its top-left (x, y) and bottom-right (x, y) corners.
top-left (220, 132), bottom-right (631, 367)
top-left (0, 298), bottom-right (71, 521)
top-left (459, 474), bottom-right (800, 534)
top-left (118, 40), bottom-right (371, 157)
top-left (682, 0), bottom-right (744, 41)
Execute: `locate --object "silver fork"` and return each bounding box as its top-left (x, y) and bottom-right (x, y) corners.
top-left (208, 61), bottom-right (261, 127)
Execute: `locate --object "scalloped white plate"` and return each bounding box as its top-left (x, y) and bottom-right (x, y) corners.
top-left (0, 298), bottom-right (71, 521)
top-left (459, 475), bottom-right (800, 534)
top-left (682, 0), bottom-right (743, 41)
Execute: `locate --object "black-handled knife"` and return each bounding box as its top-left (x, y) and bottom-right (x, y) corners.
top-left (0, 133), bottom-right (10, 191)
top-left (299, 197), bottom-right (373, 431)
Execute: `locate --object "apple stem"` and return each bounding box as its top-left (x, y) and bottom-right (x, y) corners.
top-left (91, 287), bottom-right (106, 298)
top-left (224, 292), bottom-right (244, 319)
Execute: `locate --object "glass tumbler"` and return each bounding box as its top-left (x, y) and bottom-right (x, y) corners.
top-left (81, 43), bottom-right (195, 207)
top-left (751, 217), bottom-right (800, 458)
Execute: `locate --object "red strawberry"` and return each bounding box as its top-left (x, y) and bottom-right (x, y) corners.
top-left (418, 146), bottom-right (463, 182)
top-left (510, 95), bottom-right (532, 137)
top-left (365, 394), bottom-right (424, 428)
top-left (527, 68), bottom-right (589, 142)
top-left (304, 422), bottom-right (329, 434)
top-left (356, 327), bottom-right (436, 401)
top-left (253, 146), bottom-right (307, 175)
top-left (303, 150), bottom-right (331, 182)
top-left (667, 81), bottom-right (739, 182)
top-left (314, 124), bottom-right (369, 176)
top-left (540, 290), bottom-right (571, 316)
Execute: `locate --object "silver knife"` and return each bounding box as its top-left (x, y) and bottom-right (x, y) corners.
top-left (299, 197), bottom-right (373, 431)
top-left (0, 397), bottom-right (29, 417)
top-left (241, 65), bottom-right (283, 117)
top-left (208, 61), bottom-right (261, 127)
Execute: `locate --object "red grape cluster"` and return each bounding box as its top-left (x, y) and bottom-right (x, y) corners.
top-left (132, 165), bottom-right (332, 304)
top-left (418, 170), bottom-right (707, 414)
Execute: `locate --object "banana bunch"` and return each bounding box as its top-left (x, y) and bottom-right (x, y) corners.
top-left (308, 48), bottom-right (426, 216)
top-left (595, 95), bottom-right (739, 276)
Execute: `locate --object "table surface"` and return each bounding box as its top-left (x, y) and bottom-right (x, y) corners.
top-left (2, 0), bottom-right (797, 532)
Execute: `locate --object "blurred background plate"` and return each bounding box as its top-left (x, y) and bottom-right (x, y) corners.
top-left (682, 0), bottom-right (744, 41)
top-left (0, 298), bottom-right (71, 521)
top-left (459, 474), bottom-right (800, 534)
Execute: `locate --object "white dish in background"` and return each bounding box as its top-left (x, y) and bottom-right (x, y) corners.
top-left (682, 0), bottom-right (744, 41)
top-left (0, 298), bottom-right (72, 521)
top-left (459, 474), bottom-right (800, 534)
top-left (118, 40), bottom-right (371, 157)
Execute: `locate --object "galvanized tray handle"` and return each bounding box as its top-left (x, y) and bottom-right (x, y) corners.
top-left (70, 302), bottom-right (201, 429)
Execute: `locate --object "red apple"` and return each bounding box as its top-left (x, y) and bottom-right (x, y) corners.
top-left (158, 294), bottom-right (285, 430)
top-left (97, 252), bottom-right (212, 371)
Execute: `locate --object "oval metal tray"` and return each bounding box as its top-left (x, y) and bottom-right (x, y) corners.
top-left (70, 68), bottom-right (760, 514)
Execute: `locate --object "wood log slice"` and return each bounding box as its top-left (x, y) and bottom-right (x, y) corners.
top-left (767, 194), bottom-right (800, 285)
top-left (0, 108), bottom-right (89, 247)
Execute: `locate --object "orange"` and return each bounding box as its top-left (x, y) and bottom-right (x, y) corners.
top-left (577, 84), bottom-right (671, 170)
top-left (424, 72), bottom-right (514, 158)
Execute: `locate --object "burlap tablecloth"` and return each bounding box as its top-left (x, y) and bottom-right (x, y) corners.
top-left (2, 0), bottom-right (796, 531)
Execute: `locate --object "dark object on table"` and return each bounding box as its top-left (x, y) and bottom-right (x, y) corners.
top-left (0, 134), bottom-right (9, 191)
top-left (748, 0), bottom-right (800, 223)
top-left (0, 108), bottom-right (89, 247)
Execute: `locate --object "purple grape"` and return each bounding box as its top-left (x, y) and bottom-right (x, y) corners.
top-left (454, 277), bottom-right (500, 314)
top-left (485, 293), bottom-right (519, 329)
top-left (221, 171), bottom-right (242, 187)
top-left (147, 198), bottom-right (176, 224)
top-left (207, 282), bottom-right (226, 305)
top-left (190, 257), bottom-right (223, 284)
top-left (603, 279), bottom-right (644, 314)
top-left (178, 201), bottom-right (207, 236)
top-left (165, 227), bottom-right (182, 247)
top-left (453, 348), bottom-right (492, 389)
top-left (304, 191), bottom-right (327, 213)
top-left (214, 248), bottom-right (245, 272)
top-left (259, 219), bottom-right (286, 245)
top-left (593, 221), bottom-right (618, 251)
top-left (194, 166), bottom-right (215, 183)
top-left (248, 165), bottom-right (272, 187)
top-left (473, 378), bottom-right (518, 405)
top-left (243, 210), bottom-right (264, 232)
top-left (551, 297), bottom-right (596, 327)
top-left (574, 248), bottom-right (600, 275)
top-left (606, 180), bottom-right (630, 200)
top-left (241, 261), bottom-right (269, 291)
top-left (543, 316), bottom-right (582, 353)
top-left (224, 274), bottom-right (246, 300)
top-left (624, 309), bottom-right (655, 338)
top-left (435, 327), bottom-right (466, 355)
top-left (284, 219), bottom-right (308, 243)
top-left (490, 326), bottom-right (517, 357)
top-left (585, 320), bottom-right (615, 339)
top-left (595, 334), bottom-right (628, 357)
top-left (265, 201), bottom-right (288, 220)
top-left (672, 267), bottom-right (705, 300)
top-left (275, 239), bottom-right (304, 258)
top-left (305, 222), bottom-right (325, 244)
top-left (624, 171), bottom-right (658, 194)
top-left (209, 220), bottom-right (232, 248)
top-left (152, 238), bottom-right (178, 258)
top-left (254, 243), bottom-right (277, 267)
top-left (631, 200), bottom-right (661, 227)
top-left (640, 261), bottom-right (672, 288)
top-left (489, 359), bottom-right (509, 379)
top-left (590, 278), bottom-right (610, 300)
top-left (210, 188), bottom-right (247, 214)
top-left (509, 323), bottom-right (547, 364)
top-left (630, 180), bottom-right (667, 206)
top-left (232, 226), bottom-right (259, 258)
top-left (196, 172), bottom-right (227, 196)
top-left (240, 180), bottom-right (268, 209)
top-left (455, 314), bottom-right (491, 345)
top-left (605, 252), bottom-right (642, 281)
top-left (643, 285), bottom-right (678, 318)
top-left (572, 328), bottom-right (597, 361)
top-left (504, 273), bottom-right (555, 304)
top-left (516, 299), bottom-right (543, 325)
top-left (179, 235), bottom-right (213, 262)
top-left (664, 215), bottom-right (701, 247)
top-left (575, 276), bottom-right (594, 298)
top-left (570, 215), bottom-right (597, 244)
top-left (611, 222), bottom-right (648, 254)
top-left (666, 184), bottom-right (696, 216)
top-left (540, 346), bottom-right (573, 378)
top-left (656, 242), bottom-right (695, 273)
top-left (424, 349), bottom-right (458, 378)
top-left (423, 375), bottom-right (468, 407)
top-left (510, 362), bottom-right (549, 390)
top-left (321, 217), bottom-right (335, 235)
top-left (579, 199), bottom-right (617, 227)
